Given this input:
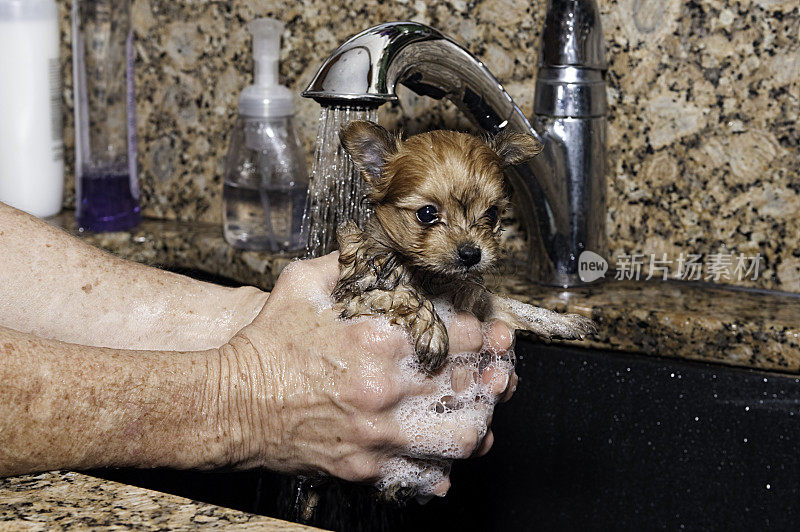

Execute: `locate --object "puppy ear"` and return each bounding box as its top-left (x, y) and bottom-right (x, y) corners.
top-left (339, 121), bottom-right (398, 186)
top-left (490, 131), bottom-right (543, 167)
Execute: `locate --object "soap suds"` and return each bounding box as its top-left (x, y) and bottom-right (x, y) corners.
top-left (377, 300), bottom-right (515, 499)
top-left (324, 293), bottom-right (514, 499)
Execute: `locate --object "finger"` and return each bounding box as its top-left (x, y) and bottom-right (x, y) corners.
top-left (432, 475), bottom-right (451, 497)
top-left (303, 251), bottom-right (341, 293)
top-left (474, 429), bottom-right (494, 457)
top-left (500, 372), bottom-right (518, 403)
top-left (481, 364), bottom-right (511, 396)
top-left (355, 415), bottom-right (407, 452)
top-left (450, 366), bottom-right (475, 393)
top-left (400, 419), bottom-right (483, 460)
top-left (350, 319), bottom-right (414, 361)
top-left (406, 378), bottom-right (438, 398)
top-left (446, 312), bottom-right (483, 354)
top-left (484, 320), bottom-right (514, 354)
top-left (271, 251), bottom-right (340, 301)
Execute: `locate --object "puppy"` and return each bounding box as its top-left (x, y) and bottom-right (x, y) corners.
top-left (333, 120), bottom-right (596, 373)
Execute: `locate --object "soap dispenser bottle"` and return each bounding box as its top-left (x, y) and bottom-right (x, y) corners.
top-left (222, 18), bottom-right (308, 252)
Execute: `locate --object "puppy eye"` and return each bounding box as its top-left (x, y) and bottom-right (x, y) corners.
top-left (415, 205), bottom-right (439, 224)
top-left (485, 206), bottom-right (499, 225)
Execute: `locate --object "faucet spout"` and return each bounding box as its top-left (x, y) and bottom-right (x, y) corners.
top-left (302, 22), bottom-right (530, 135)
top-left (303, 9), bottom-right (607, 287)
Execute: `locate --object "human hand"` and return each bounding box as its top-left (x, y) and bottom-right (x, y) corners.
top-left (219, 252), bottom-right (516, 495)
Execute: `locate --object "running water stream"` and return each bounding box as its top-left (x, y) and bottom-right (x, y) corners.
top-left (288, 104), bottom-right (380, 527)
top-left (302, 105), bottom-right (379, 258)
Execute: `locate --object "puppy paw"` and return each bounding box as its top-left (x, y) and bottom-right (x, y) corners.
top-left (334, 298), bottom-right (363, 320)
top-left (415, 319), bottom-right (449, 373)
top-left (556, 313), bottom-right (598, 340)
top-left (527, 310), bottom-right (596, 340)
top-left (495, 298), bottom-right (597, 341)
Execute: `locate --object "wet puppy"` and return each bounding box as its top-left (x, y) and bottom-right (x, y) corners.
top-left (334, 120), bottom-right (596, 373)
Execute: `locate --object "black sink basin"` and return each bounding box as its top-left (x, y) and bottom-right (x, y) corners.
top-left (416, 341), bottom-right (800, 531)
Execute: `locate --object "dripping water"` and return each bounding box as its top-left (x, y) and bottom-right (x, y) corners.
top-left (302, 105), bottom-right (379, 258)
top-left (287, 104), bottom-right (384, 528)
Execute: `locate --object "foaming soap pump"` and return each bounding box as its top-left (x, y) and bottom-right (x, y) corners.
top-left (222, 18), bottom-right (308, 252)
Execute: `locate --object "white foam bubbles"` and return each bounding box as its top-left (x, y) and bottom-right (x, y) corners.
top-left (378, 300), bottom-right (515, 499)
top-left (431, 297), bottom-right (457, 328)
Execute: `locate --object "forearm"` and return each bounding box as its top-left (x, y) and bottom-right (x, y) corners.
top-left (0, 202), bottom-right (268, 350)
top-left (0, 325), bottom-right (249, 477)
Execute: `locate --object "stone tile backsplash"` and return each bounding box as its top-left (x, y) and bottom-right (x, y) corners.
top-left (55, 0), bottom-right (799, 292)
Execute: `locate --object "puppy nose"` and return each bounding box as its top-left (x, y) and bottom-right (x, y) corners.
top-left (457, 245), bottom-right (482, 267)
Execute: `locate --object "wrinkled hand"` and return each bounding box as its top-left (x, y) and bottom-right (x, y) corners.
top-left (221, 252), bottom-right (516, 493)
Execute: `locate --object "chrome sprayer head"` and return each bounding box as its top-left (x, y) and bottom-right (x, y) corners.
top-left (301, 22), bottom-right (440, 107)
top-left (300, 21), bottom-right (530, 134)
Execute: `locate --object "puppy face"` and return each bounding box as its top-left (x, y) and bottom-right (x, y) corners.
top-left (340, 121), bottom-right (542, 277)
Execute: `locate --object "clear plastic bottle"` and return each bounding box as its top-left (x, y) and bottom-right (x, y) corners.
top-left (72, 0), bottom-right (139, 232)
top-left (222, 18), bottom-right (307, 252)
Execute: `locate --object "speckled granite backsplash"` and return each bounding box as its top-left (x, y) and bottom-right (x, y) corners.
top-left (54, 0), bottom-right (798, 291)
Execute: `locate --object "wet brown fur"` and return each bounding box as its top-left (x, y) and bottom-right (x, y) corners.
top-left (333, 121), bottom-right (597, 374)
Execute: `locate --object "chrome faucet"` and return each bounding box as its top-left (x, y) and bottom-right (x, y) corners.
top-left (302, 0), bottom-right (607, 287)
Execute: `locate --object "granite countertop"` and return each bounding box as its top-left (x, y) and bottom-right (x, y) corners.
top-left (49, 211), bottom-right (800, 374)
top-left (0, 471), bottom-right (320, 531)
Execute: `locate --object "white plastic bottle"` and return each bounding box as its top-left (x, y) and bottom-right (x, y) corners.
top-left (222, 18), bottom-right (308, 252)
top-left (0, 0), bottom-right (64, 218)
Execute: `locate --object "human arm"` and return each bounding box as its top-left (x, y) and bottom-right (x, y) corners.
top-left (0, 253), bottom-right (515, 489)
top-left (0, 325), bottom-right (231, 476)
top-left (0, 201), bottom-right (267, 351)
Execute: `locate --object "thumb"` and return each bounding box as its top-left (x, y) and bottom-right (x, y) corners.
top-left (304, 251), bottom-right (341, 294)
top-left (272, 252), bottom-right (340, 299)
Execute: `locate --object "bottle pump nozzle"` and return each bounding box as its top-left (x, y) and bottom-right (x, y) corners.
top-left (249, 18), bottom-right (281, 87)
top-left (238, 17), bottom-right (293, 118)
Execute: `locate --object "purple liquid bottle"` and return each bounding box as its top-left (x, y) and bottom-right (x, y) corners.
top-left (72, 0), bottom-right (140, 232)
